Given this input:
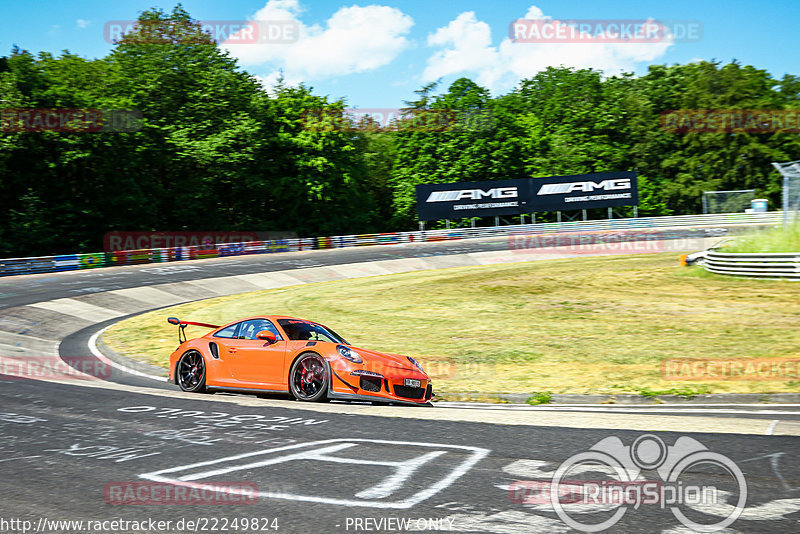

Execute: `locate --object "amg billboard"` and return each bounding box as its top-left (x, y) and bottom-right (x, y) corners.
top-left (529, 171), bottom-right (638, 211)
top-left (415, 172), bottom-right (637, 221)
top-left (415, 179), bottom-right (530, 221)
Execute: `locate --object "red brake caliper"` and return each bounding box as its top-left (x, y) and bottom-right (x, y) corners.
top-left (299, 361), bottom-right (312, 391)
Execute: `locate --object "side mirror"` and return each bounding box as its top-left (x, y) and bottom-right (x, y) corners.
top-left (256, 330), bottom-right (278, 344)
top-left (167, 317), bottom-right (181, 325)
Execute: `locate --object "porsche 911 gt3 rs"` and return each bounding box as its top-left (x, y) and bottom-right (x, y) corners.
top-left (167, 315), bottom-right (433, 405)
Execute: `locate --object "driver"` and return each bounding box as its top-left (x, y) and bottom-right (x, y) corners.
top-left (296, 329), bottom-right (312, 340)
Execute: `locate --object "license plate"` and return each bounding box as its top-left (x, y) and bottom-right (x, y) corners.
top-left (404, 379), bottom-right (421, 388)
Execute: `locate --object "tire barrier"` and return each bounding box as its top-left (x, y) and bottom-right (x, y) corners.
top-left (0, 211), bottom-right (782, 277)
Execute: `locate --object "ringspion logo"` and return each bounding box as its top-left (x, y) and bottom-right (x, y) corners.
top-left (510, 434), bottom-right (746, 532)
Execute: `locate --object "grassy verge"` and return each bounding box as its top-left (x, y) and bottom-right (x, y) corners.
top-left (104, 253), bottom-right (800, 395)
top-left (723, 222), bottom-right (800, 252)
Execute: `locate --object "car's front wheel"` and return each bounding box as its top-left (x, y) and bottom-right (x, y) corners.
top-left (176, 350), bottom-right (207, 393)
top-left (288, 353), bottom-right (328, 402)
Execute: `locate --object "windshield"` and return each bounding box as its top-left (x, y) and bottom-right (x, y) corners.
top-left (278, 319), bottom-right (348, 344)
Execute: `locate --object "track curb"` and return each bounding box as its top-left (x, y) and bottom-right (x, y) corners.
top-left (438, 392), bottom-right (800, 405)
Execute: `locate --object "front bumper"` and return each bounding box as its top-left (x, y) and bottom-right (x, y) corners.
top-left (329, 367), bottom-right (433, 404)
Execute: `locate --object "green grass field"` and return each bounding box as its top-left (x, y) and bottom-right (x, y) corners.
top-left (103, 253), bottom-right (800, 396)
top-left (724, 222), bottom-right (800, 253)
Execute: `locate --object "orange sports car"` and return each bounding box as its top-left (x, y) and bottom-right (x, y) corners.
top-left (167, 315), bottom-right (433, 405)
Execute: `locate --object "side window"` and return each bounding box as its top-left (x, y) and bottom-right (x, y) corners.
top-left (239, 319), bottom-right (282, 341)
top-left (213, 322), bottom-right (240, 339)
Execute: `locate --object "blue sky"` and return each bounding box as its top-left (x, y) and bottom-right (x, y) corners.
top-left (1, 0), bottom-right (797, 107)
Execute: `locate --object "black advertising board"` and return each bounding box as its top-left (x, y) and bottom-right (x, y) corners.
top-left (415, 179), bottom-right (531, 221)
top-left (415, 172), bottom-right (637, 221)
top-left (528, 171), bottom-right (638, 212)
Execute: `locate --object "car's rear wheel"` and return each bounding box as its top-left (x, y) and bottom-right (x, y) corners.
top-left (176, 350), bottom-right (206, 393)
top-left (289, 353), bottom-right (328, 402)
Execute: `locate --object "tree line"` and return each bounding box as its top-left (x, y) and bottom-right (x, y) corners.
top-left (1, 6), bottom-right (799, 257)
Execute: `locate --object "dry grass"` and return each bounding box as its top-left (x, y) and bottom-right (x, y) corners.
top-left (103, 253), bottom-right (800, 395)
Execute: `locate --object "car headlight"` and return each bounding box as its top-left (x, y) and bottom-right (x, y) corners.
top-left (337, 345), bottom-right (362, 363)
top-left (350, 370), bottom-right (383, 378)
top-left (407, 356), bottom-right (424, 372)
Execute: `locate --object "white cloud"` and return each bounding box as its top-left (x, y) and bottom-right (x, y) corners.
top-left (76, 19), bottom-right (91, 29)
top-left (423, 12), bottom-right (498, 82)
top-left (222, 0), bottom-right (414, 83)
top-left (423, 4), bottom-right (674, 92)
top-left (254, 71), bottom-right (305, 93)
top-left (523, 6), bottom-right (548, 20)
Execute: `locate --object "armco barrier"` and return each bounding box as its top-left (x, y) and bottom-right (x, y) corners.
top-left (0, 212), bottom-right (782, 277)
top-left (703, 250), bottom-right (800, 279)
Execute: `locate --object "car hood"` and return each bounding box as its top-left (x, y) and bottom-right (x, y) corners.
top-left (348, 345), bottom-right (427, 378)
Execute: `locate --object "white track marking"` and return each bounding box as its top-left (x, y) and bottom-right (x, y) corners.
top-left (683, 491), bottom-right (800, 521)
top-left (766, 420), bottom-right (780, 435)
top-left (437, 402), bottom-right (800, 416)
top-left (0, 455), bottom-right (41, 463)
top-left (442, 510), bottom-right (571, 533)
top-left (355, 451), bottom-right (447, 499)
top-left (441, 402), bottom-right (800, 408)
top-left (139, 438), bottom-right (490, 509)
top-left (88, 326), bottom-right (165, 381)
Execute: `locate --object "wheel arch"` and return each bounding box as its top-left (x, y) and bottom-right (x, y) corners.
top-left (287, 350), bottom-right (333, 401)
top-left (286, 350), bottom-right (327, 384)
top-left (175, 348), bottom-right (207, 386)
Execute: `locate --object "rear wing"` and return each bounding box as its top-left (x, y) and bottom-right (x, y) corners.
top-left (167, 317), bottom-right (220, 343)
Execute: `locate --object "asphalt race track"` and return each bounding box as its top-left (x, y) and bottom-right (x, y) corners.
top-left (2, 378), bottom-right (800, 533)
top-left (2, 233), bottom-right (800, 533)
top-left (0, 236), bottom-right (530, 309)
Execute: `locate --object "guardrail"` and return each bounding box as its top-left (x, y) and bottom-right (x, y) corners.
top-left (0, 211), bottom-right (782, 277)
top-left (702, 250), bottom-right (800, 279)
